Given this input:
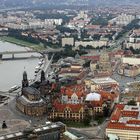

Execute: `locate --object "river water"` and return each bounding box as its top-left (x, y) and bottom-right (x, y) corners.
top-left (0, 41), bottom-right (42, 91)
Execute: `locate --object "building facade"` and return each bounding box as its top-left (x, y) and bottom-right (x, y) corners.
top-left (106, 104), bottom-right (140, 140)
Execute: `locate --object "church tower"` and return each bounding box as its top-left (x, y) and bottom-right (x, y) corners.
top-left (22, 71), bottom-right (29, 89)
top-left (41, 70), bottom-right (46, 82)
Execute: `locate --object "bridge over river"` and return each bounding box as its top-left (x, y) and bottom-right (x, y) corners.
top-left (0, 48), bottom-right (62, 60)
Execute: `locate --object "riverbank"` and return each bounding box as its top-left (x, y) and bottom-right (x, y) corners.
top-left (0, 41), bottom-right (42, 91)
top-left (0, 36), bottom-right (45, 51)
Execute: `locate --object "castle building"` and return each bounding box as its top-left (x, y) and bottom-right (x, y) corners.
top-left (48, 102), bottom-right (85, 122)
top-left (48, 84), bottom-right (86, 122)
top-left (16, 71), bottom-right (47, 116)
top-left (60, 84), bottom-right (86, 104)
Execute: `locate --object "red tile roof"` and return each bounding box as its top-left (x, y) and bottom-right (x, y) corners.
top-left (91, 100), bottom-right (103, 107)
top-left (53, 102), bottom-right (84, 112)
top-left (107, 104), bottom-right (140, 131)
top-left (99, 90), bottom-right (119, 101)
top-left (122, 111), bottom-right (139, 117)
top-left (108, 122), bottom-right (140, 131)
top-left (61, 84), bottom-right (86, 98)
top-left (127, 120), bottom-right (140, 125)
top-left (111, 108), bottom-right (122, 121)
top-left (85, 25), bottom-right (101, 29)
top-left (80, 55), bottom-right (100, 61)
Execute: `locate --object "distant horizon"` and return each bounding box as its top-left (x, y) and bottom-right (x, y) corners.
top-left (0, 0), bottom-right (140, 9)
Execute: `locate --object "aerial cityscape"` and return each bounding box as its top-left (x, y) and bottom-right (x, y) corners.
top-left (0, 0), bottom-right (140, 140)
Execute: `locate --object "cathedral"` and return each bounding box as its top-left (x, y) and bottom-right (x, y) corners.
top-left (16, 70), bottom-right (55, 116)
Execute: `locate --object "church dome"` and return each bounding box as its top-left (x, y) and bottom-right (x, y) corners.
top-left (85, 92), bottom-right (101, 101)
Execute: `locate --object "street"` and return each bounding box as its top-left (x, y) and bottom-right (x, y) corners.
top-left (68, 119), bottom-right (109, 140)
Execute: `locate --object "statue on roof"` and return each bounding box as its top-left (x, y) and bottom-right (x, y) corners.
top-left (41, 70), bottom-right (46, 82)
top-left (2, 121), bottom-right (7, 129)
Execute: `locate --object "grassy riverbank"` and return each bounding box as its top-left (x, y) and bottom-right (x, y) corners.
top-left (0, 36), bottom-right (45, 51)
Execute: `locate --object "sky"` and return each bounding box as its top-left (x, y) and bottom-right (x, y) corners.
top-left (0, 0), bottom-right (140, 8)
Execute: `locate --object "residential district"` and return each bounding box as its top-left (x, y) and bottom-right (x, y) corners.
top-left (1, 4), bottom-right (140, 140)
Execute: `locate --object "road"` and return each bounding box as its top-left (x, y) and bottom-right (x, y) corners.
top-left (107, 30), bottom-right (132, 52)
top-left (68, 120), bottom-right (108, 140)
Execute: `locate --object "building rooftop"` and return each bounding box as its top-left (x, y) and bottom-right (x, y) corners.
top-left (61, 84), bottom-right (86, 98)
top-left (91, 77), bottom-right (118, 85)
top-left (85, 92), bottom-right (101, 101)
top-left (53, 101), bottom-right (84, 113)
top-left (23, 87), bottom-right (40, 95)
top-left (107, 104), bottom-right (140, 131)
top-left (0, 122), bottom-right (65, 140)
top-left (17, 95), bottom-right (46, 106)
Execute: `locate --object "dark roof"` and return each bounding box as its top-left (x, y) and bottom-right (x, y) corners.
top-left (40, 80), bottom-right (51, 86)
top-left (23, 87), bottom-right (40, 95)
top-left (17, 96), bottom-right (46, 106)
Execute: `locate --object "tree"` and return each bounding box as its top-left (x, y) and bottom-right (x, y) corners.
top-left (103, 106), bottom-right (109, 117)
top-left (83, 60), bottom-right (91, 68)
top-left (86, 45), bottom-right (93, 49)
top-left (129, 46), bottom-right (134, 52)
top-left (93, 34), bottom-right (101, 40)
top-left (83, 115), bottom-right (91, 126)
top-left (127, 100), bottom-right (137, 106)
top-left (79, 45), bottom-right (84, 50)
top-left (96, 64), bottom-right (100, 69)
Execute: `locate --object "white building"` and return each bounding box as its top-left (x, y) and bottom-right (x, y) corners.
top-left (109, 14), bottom-right (135, 26)
top-left (121, 57), bottom-right (140, 65)
top-left (75, 40), bottom-right (108, 48)
top-left (45, 19), bottom-right (63, 25)
top-left (62, 37), bottom-right (74, 47)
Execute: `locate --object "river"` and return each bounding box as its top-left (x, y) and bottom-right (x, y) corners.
top-left (0, 41), bottom-right (42, 91)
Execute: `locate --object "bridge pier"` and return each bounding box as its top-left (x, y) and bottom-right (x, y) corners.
top-left (0, 54), bottom-right (2, 60)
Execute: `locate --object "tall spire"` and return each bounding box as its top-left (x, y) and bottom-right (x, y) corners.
top-left (22, 70), bottom-right (29, 88)
top-left (41, 70), bottom-right (46, 82)
top-left (23, 71), bottom-right (27, 81)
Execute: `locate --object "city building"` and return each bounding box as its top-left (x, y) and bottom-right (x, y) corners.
top-left (85, 90), bottom-right (119, 116)
top-left (60, 84), bottom-right (86, 104)
top-left (75, 40), bottom-right (109, 49)
top-left (109, 14), bottom-right (135, 26)
top-left (118, 63), bottom-right (140, 77)
top-left (85, 77), bottom-right (119, 92)
top-left (62, 37), bottom-right (74, 47)
top-left (121, 57), bottom-right (140, 65)
top-left (16, 86), bottom-right (47, 116)
top-left (16, 71), bottom-right (50, 116)
top-left (58, 63), bottom-right (87, 84)
top-left (0, 121), bottom-right (66, 140)
top-left (124, 29), bottom-right (140, 50)
top-left (106, 104), bottom-right (140, 140)
top-left (45, 19), bottom-right (63, 25)
top-left (48, 102), bottom-right (85, 122)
